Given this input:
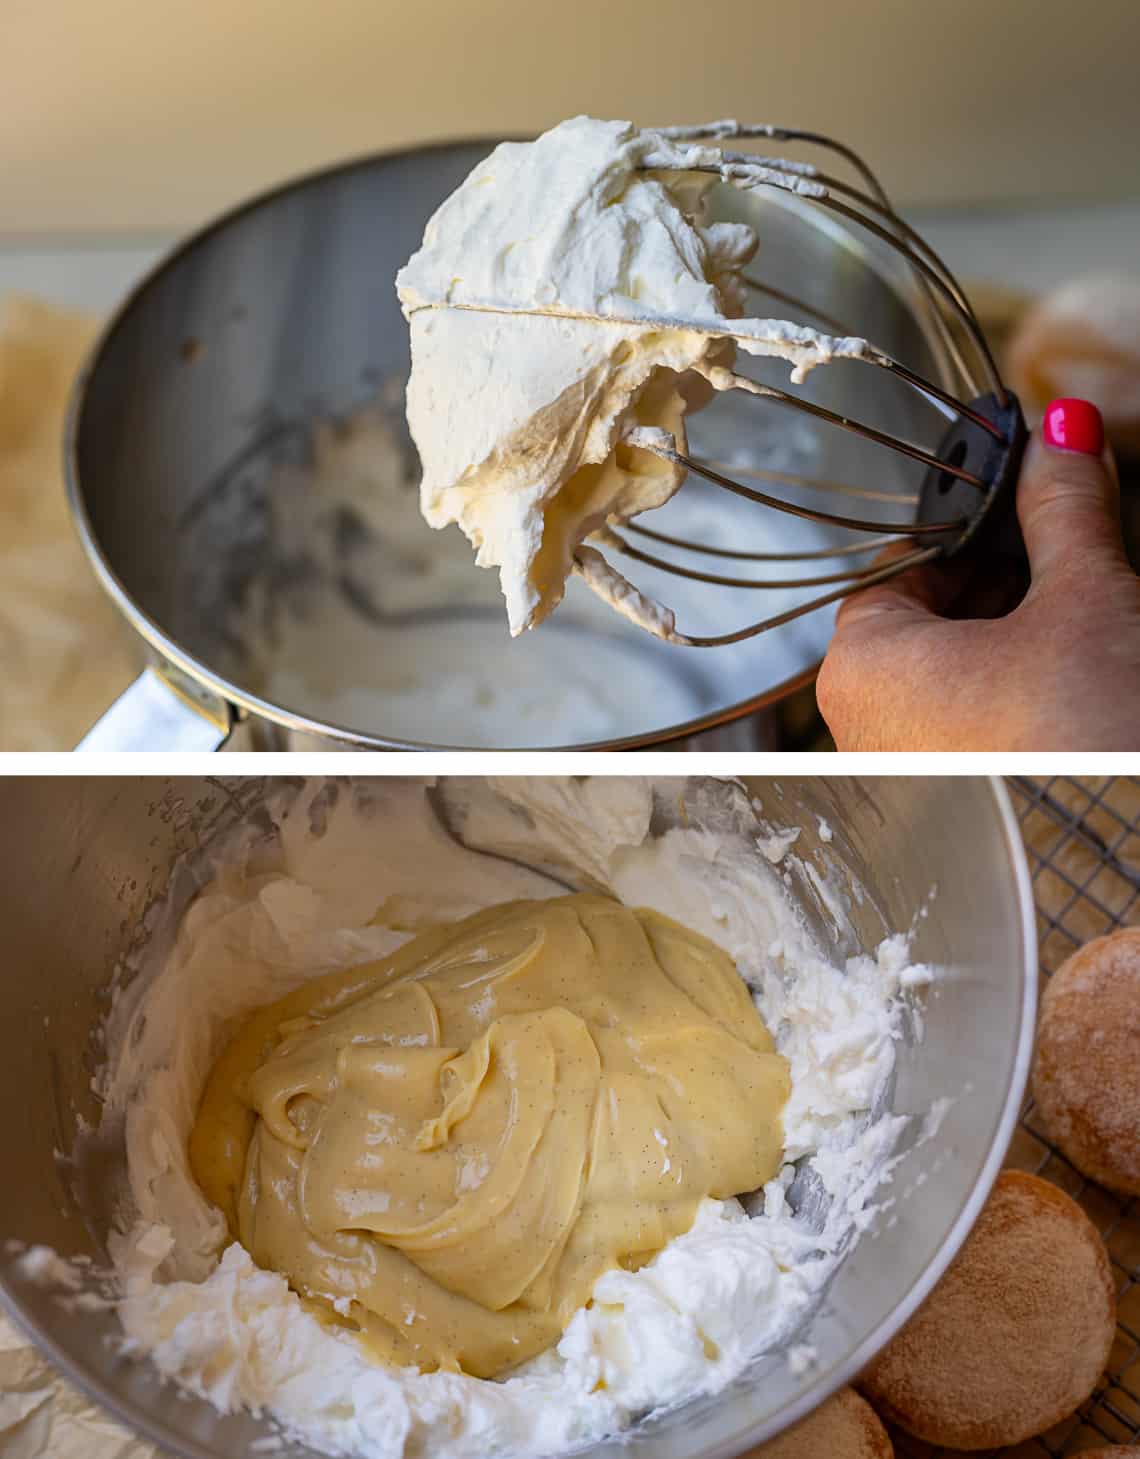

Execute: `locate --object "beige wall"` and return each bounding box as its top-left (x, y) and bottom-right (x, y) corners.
top-left (3, 0), bottom-right (1139, 233)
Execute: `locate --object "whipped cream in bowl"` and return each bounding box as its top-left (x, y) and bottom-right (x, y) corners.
top-left (0, 776), bottom-right (1035, 1459)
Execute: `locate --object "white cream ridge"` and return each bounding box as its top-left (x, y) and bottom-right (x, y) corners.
top-left (396, 117), bottom-right (873, 636)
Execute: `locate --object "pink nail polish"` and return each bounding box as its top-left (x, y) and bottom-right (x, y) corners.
top-left (1043, 398), bottom-right (1104, 456)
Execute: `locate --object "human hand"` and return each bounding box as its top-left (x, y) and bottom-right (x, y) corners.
top-left (816, 399), bottom-right (1140, 750)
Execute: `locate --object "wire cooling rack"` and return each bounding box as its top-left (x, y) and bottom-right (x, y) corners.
top-left (894, 776), bottom-right (1140, 1458)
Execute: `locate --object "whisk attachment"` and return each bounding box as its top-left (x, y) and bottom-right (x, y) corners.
top-left (563, 120), bottom-right (1030, 647)
top-left (407, 116), bottom-right (1029, 647)
top-left (585, 383), bottom-right (1027, 648)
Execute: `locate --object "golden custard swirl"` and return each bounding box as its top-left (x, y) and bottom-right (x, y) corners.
top-left (189, 894), bottom-right (789, 1379)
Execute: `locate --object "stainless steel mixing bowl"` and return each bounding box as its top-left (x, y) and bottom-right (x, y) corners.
top-left (0, 775), bottom-right (1034, 1456)
top-left (66, 139), bottom-right (950, 751)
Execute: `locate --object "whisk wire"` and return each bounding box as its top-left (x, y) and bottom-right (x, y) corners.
top-left (655, 121), bottom-right (988, 399)
top-left (627, 522), bottom-right (902, 562)
top-left (637, 437), bottom-right (970, 537)
top-left (690, 459), bottom-right (919, 506)
top-left (708, 370), bottom-right (987, 488)
top-left (605, 529), bottom-right (925, 592)
top-left (740, 275), bottom-right (852, 338)
top-left (640, 157), bottom-right (1001, 403)
top-left (659, 544), bottom-right (944, 648)
top-left (735, 275), bottom-right (986, 434)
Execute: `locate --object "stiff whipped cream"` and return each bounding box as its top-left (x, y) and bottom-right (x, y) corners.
top-left (37, 779), bottom-right (929, 1459)
top-left (396, 117), bottom-right (871, 635)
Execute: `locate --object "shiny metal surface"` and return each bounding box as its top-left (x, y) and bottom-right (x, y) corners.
top-left (66, 140), bottom-right (947, 750)
top-left (78, 667), bottom-right (232, 751)
top-left (0, 776), bottom-right (1035, 1457)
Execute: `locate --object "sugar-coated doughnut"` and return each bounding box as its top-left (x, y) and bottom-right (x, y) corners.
top-left (860, 1171), bottom-right (1115, 1449)
top-left (1032, 928), bottom-right (1140, 1196)
top-left (746, 1387), bottom-right (892, 1457)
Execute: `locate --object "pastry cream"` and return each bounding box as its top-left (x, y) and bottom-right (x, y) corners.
top-left (188, 893), bottom-right (788, 1379)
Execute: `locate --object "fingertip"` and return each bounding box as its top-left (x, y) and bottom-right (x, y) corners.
top-left (1042, 397), bottom-right (1104, 457)
top-left (1016, 414), bottom-right (1124, 583)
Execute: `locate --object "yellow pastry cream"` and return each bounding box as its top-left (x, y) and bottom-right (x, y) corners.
top-left (189, 894), bottom-right (790, 1379)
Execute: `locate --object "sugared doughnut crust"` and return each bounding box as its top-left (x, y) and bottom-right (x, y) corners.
top-left (860, 1171), bottom-right (1116, 1450)
top-left (746, 1387), bottom-right (893, 1458)
top-left (1032, 928), bottom-right (1140, 1196)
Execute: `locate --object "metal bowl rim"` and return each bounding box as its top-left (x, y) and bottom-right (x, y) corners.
top-left (0, 775), bottom-right (1038, 1458)
top-left (691, 772), bottom-right (1039, 1457)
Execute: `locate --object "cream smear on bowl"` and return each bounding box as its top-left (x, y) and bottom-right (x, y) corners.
top-left (222, 401), bottom-right (835, 748)
top-left (35, 779), bottom-right (931, 1459)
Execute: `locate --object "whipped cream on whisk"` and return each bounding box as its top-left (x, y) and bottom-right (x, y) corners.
top-left (396, 116), bottom-right (870, 635)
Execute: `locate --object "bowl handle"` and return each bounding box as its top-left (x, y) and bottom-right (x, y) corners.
top-left (75, 666), bottom-right (232, 751)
